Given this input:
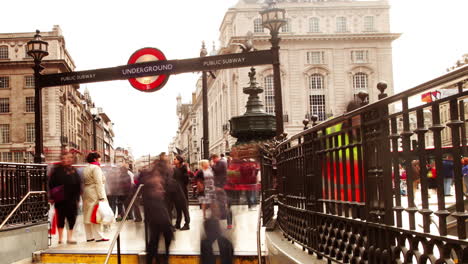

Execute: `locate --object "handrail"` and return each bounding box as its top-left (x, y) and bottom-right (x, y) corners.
top-left (104, 184), bottom-right (144, 264)
top-left (0, 191), bottom-right (47, 229)
top-left (257, 194), bottom-right (263, 264)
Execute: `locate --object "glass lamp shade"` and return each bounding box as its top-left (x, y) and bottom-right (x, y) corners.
top-left (90, 107), bottom-right (98, 116)
top-left (260, 7), bottom-right (286, 33)
top-left (26, 30), bottom-right (49, 61)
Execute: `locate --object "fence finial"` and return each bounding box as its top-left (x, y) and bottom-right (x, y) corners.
top-left (377, 81), bottom-right (388, 99)
top-left (303, 119), bottom-right (309, 130)
top-left (358, 90), bottom-right (369, 106)
top-left (310, 114), bottom-right (318, 126)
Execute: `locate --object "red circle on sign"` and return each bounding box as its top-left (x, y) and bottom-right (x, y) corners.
top-left (127, 47), bottom-right (169, 92)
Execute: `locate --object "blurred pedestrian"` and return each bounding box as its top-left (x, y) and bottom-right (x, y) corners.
top-left (48, 151), bottom-right (82, 244)
top-left (427, 160), bottom-right (437, 197)
top-left (211, 154), bottom-right (232, 228)
top-left (200, 191), bottom-right (233, 264)
top-left (411, 160), bottom-right (421, 196)
top-left (82, 152), bottom-right (109, 242)
top-left (462, 157), bottom-right (468, 195)
top-left (126, 163), bottom-right (142, 222)
top-left (141, 160), bottom-right (174, 264)
top-left (172, 155), bottom-right (190, 230)
top-left (198, 160), bottom-right (215, 219)
top-left (106, 166), bottom-right (123, 219)
top-left (442, 154), bottom-right (454, 196)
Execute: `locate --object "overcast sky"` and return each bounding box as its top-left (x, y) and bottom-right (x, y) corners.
top-left (1, 0), bottom-right (467, 159)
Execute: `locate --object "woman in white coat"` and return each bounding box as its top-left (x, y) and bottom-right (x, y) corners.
top-left (82, 152), bottom-right (109, 242)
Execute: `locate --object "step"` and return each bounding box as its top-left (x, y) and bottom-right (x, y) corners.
top-left (38, 252), bottom-right (263, 264)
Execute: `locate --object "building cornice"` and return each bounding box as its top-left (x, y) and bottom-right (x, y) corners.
top-left (229, 32), bottom-right (401, 45)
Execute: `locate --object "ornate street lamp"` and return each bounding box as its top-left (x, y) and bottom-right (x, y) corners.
top-left (260, 1), bottom-right (286, 136)
top-left (27, 30), bottom-right (49, 163)
top-left (91, 108), bottom-right (101, 151)
top-left (200, 41), bottom-right (210, 159)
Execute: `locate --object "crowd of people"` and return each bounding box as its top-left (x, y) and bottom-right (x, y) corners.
top-left (397, 154), bottom-right (468, 197)
top-left (47, 150), bottom-right (236, 264)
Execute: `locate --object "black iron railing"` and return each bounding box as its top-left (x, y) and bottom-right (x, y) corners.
top-left (0, 162), bottom-right (48, 229)
top-left (261, 65), bottom-right (468, 263)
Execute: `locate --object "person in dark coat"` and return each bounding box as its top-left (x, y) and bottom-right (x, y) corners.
top-left (200, 190), bottom-right (233, 264)
top-left (442, 154), bottom-right (454, 196)
top-left (211, 154), bottom-right (232, 228)
top-left (211, 154), bottom-right (227, 190)
top-left (141, 160), bottom-right (174, 264)
top-left (172, 155), bottom-right (190, 230)
top-left (48, 151), bottom-right (82, 244)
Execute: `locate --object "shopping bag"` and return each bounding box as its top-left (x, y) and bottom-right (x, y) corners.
top-left (97, 201), bottom-right (115, 224)
top-left (49, 208), bottom-right (57, 235)
top-left (90, 203), bottom-right (100, 224)
top-left (50, 185), bottom-right (65, 203)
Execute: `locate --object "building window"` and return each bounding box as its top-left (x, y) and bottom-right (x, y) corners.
top-left (0, 76), bottom-right (10, 88)
top-left (0, 98), bottom-right (9, 113)
top-left (309, 74), bottom-right (324, 90)
top-left (309, 17), bottom-right (320, 33)
top-left (309, 74), bottom-right (326, 121)
top-left (310, 95), bottom-right (326, 121)
top-left (306, 51), bottom-right (325, 64)
top-left (363, 16), bottom-right (375, 32)
top-left (336, 17), bottom-right (348, 32)
top-left (0, 124), bottom-right (10, 143)
top-left (353, 72), bottom-right (368, 91)
top-left (264, 75), bottom-right (275, 114)
top-left (0, 46), bottom-right (8, 59)
top-left (351, 50), bottom-right (369, 63)
top-left (281, 19), bottom-right (291, 33)
top-left (25, 76), bottom-right (35, 88)
top-left (26, 123), bottom-right (35, 142)
top-left (2, 152), bottom-right (12, 162)
top-left (13, 152), bottom-right (23, 163)
top-left (254, 18), bottom-right (264, 33)
top-left (26, 97), bottom-right (35, 112)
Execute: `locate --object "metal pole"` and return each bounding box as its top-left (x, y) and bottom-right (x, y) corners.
top-left (270, 30), bottom-right (284, 136)
top-left (117, 235), bottom-right (121, 264)
top-left (202, 71), bottom-right (209, 160)
top-left (33, 61), bottom-right (44, 163)
top-left (92, 117), bottom-right (97, 151)
top-left (201, 42), bottom-right (209, 160)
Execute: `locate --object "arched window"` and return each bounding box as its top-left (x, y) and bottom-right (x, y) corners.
top-left (309, 74), bottom-right (324, 90)
top-left (353, 72), bottom-right (368, 91)
top-left (309, 17), bottom-right (320, 33)
top-left (281, 18), bottom-right (291, 33)
top-left (336, 17), bottom-right (347, 32)
top-left (309, 74), bottom-right (326, 121)
top-left (264, 75), bottom-right (275, 114)
top-left (363, 16), bottom-right (375, 32)
top-left (0, 46), bottom-right (8, 59)
top-left (254, 18), bottom-right (264, 33)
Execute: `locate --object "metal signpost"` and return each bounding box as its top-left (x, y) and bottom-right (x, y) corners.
top-left (126, 47), bottom-right (170, 92)
top-left (39, 50), bottom-right (274, 89)
top-left (37, 48), bottom-right (276, 162)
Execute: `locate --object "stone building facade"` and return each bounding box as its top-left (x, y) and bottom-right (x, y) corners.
top-left (172, 0), bottom-right (399, 164)
top-left (0, 26), bottom-right (114, 163)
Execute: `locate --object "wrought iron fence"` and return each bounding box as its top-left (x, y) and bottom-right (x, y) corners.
top-left (0, 162), bottom-right (48, 229)
top-left (261, 65), bottom-right (468, 263)
top-left (260, 153), bottom-right (276, 227)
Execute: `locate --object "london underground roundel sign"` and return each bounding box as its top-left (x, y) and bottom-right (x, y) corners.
top-left (127, 47), bottom-right (169, 92)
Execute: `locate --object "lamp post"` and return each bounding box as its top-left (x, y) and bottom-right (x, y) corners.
top-left (27, 30), bottom-right (49, 163)
top-left (91, 108), bottom-right (101, 151)
top-left (260, 1), bottom-right (286, 136)
top-left (200, 42), bottom-right (209, 160)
